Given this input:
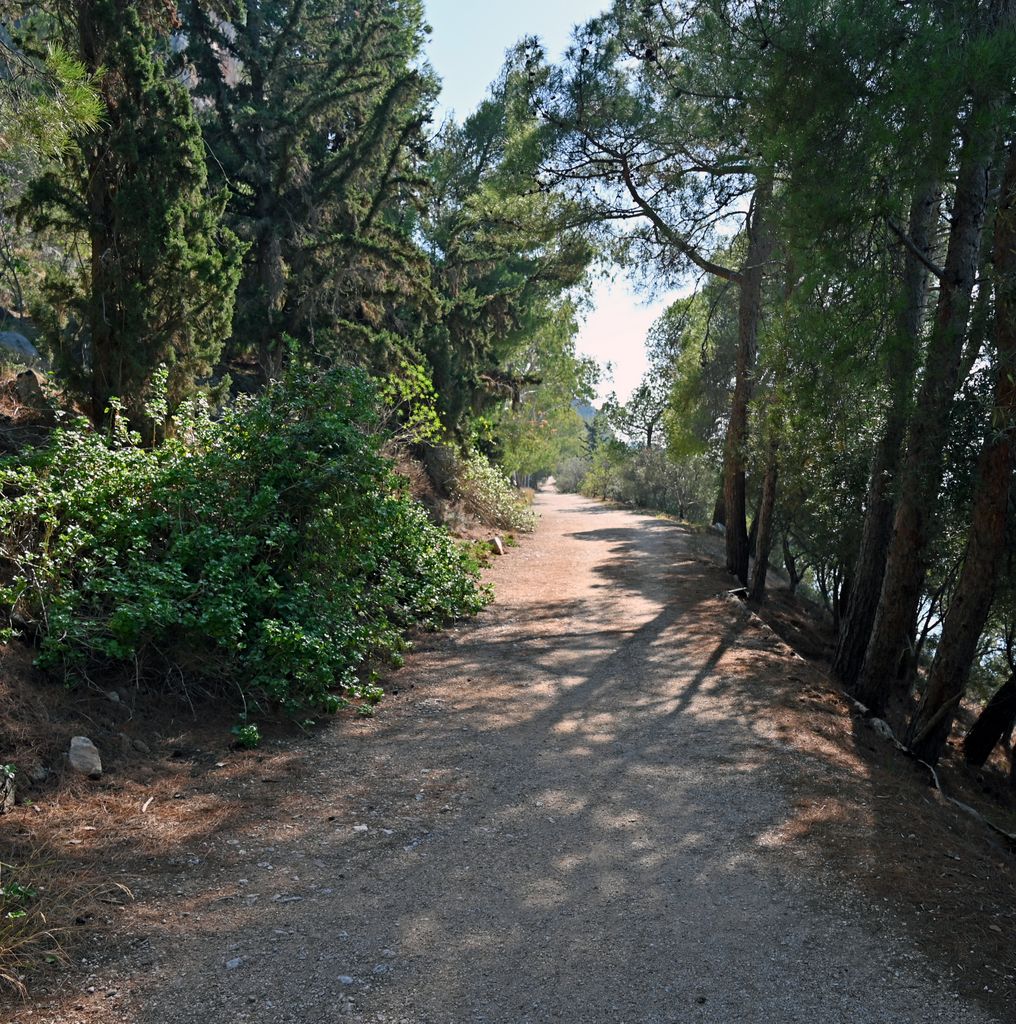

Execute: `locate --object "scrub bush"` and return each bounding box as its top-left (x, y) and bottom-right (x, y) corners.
top-left (0, 368), bottom-right (487, 714)
top-left (453, 450), bottom-right (536, 532)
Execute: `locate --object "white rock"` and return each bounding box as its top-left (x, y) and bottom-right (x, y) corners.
top-left (68, 736), bottom-right (102, 777)
top-left (491, 535), bottom-right (505, 556)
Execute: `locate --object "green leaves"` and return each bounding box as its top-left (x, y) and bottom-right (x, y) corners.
top-left (0, 369), bottom-right (487, 715)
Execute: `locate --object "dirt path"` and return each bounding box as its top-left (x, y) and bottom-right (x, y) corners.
top-left (14, 489), bottom-right (1000, 1023)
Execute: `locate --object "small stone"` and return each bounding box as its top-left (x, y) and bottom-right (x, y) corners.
top-left (225, 957), bottom-right (244, 970)
top-left (352, 824), bottom-right (368, 833)
top-left (337, 975), bottom-right (355, 986)
top-left (68, 737), bottom-right (102, 778)
top-left (490, 535), bottom-right (505, 556)
top-left (28, 764), bottom-right (48, 784)
top-left (372, 964), bottom-right (389, 974)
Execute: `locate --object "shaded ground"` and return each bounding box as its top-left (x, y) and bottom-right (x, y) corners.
top-left (6, 489), bottom-right (1014, 1023)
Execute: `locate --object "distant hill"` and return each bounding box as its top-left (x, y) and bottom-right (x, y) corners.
top-left (571, 399), bottom-right (597, 423)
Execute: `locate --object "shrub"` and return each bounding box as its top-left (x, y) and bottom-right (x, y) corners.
top-left (553, 456), bottom-right (590, 493)
top-left (0, 368), bottom-right (488, 714)
top-left (580, 447), bottom-right (715, 521)
top-left (452, 449), bottom-right (536, 532)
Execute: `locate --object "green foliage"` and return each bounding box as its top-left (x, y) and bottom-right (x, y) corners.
top-left (453, 449), bottom-right (537, 532)
top-left (554, 456), bottom-right (591, 494)
top-left (580, 444), bottom-right (714, 522)
top-left (24, 0), bottom-right (243, 430)
top-left (375, 359), bottom-right (445, 447)
top-left (0, 873), bottom-right (36, 922)
top-left (179, 0), bottom-right (438, 373)
top-left (230, 723), bottom-right (262, 750)
top-left (0, 40), bottom-right (102, 162)
top-left (421, 77), bottom-right (596, 438)
top-left (0, 369), bottom-right (487, 714)
top-left (493, 302), bottom-right (597, 482)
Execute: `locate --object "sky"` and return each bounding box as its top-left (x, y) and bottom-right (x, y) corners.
top-left (423, 0), bottom-right (681, 403)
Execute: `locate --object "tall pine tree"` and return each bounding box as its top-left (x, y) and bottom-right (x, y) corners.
top-left (28, 0), bottom-right (243, 434)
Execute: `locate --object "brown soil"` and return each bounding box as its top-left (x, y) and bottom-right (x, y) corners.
top-left (2, 488), bottom-right (1013, 1023)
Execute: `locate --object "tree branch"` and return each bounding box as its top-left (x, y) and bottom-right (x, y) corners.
top-left (886, 216), bottom-right (945, 281)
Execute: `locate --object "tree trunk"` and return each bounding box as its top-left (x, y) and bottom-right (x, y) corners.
top-left (963, 674), bottom-right (1016, 768)
top-left (832, 183), bottom-right (937, 686)
top-left (80, 3), bottom-right (119, 432)
top-left (834, 574), bottom-right (852, 632)
top-left (855, 105), bottom-right (997, 718)
top-left (746, 493), bottom-right (761, 559)
top-left (905, 140), bottom-right (1016, 765)
top-left (749, 439), bottom-right (778, 603)
top-left (782, 534), bottom-right (802, 594)
top-left (724, 180), bottom-right (773, 584)
top-left (712, 484), bottom-right (726, 527)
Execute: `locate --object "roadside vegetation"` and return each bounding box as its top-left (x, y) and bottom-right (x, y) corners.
top-left (1, 0), bottom-right (1016, 1001)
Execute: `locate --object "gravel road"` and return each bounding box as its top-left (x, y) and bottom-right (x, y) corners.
top-left (18, 489), bottom-right (999, 1024)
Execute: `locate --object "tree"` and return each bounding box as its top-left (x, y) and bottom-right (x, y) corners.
top-left (527, 1), bottom-right (782, 583)
top-left (180, 0), bottom-right (437, 376)
top-left (603, 369), bottom-right (670, 450)
top-left (1, 11), bottom-right (101, 324)
top-left (905, 137), bottom-right (1016, 765)
top-left (493, 301), bottom-right (598, 484)
top-left (855, 0), bottom-right (1016, 718)
top-left (26, 0), bottom-right (243, 433)
top-left (420, 74), bottom-right (594, 441)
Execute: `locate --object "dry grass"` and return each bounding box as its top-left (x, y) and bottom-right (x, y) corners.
top-left (0, 848), bottom-right (130, 998)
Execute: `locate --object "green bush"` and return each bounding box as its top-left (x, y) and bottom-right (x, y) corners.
top-left (580, 446), bottom-right (715, 522)
top-left (0, 368), bottom-right (488, 714)
top-left (553, 456), bottom-right (591, 493)
top-left (453, 449), bottom-right (536, 532)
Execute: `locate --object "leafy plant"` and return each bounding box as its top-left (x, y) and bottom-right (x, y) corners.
top-left (0, 858), bottom-right (59, 994)
top-left (230, 723), bottom-right (261, 750)
top-left (453, 449), bottom-right (536, 532)
top-left (0, 368), bottom-right (488, 715)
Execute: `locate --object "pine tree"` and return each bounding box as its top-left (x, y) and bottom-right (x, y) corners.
top-left (179, 0), bottom-right (437, 376)
top-left (27, 0), bottom-right (243, 434)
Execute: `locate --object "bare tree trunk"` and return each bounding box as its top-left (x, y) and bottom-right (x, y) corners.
top-left (835, 574), bottom-right (852, 632)
top-left (782, 534), bottom-right (802, 594)
top-left (905, 140), bottom-right (1016, 766)
top-left (833, 183), bottom-right (937, 686)
top-left (724, 180), bottom-right (773, 584)
top-left (856, 105), bottom-right (997, 719)
top-left (963, 674), bottom-right (1016, 768)
top-left (749, 438), bottom-right (778, 603)
top-left (712, 484), bottom-right (726, 527)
